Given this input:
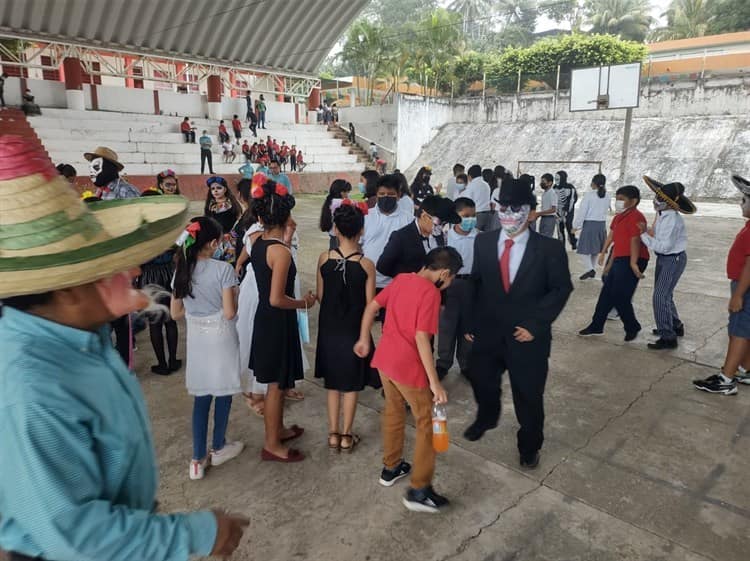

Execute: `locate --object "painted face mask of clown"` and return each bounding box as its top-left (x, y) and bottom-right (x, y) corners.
top-left (498, 204), bottom-right (531, 236)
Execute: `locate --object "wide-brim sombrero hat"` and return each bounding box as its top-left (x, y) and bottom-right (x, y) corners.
top-left (0, 136), bottom-right (189, 298)
top-left (643, 176), bottom-right (696, 215)
top-left (731, 174), bottom-right (750, 196)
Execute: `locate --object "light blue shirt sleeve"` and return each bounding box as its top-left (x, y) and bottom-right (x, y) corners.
top-left (1, 401), bottom-right (217, 561)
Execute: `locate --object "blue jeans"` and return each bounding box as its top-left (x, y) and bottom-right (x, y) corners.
top-left (192, 395), bottom-right (232, 460)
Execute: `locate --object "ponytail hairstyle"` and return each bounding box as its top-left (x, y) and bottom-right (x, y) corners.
top-left (332, 199), bottom-right (368, 239)
top-left (204, 176), bottom-right (241, 221)
top-left (592, 173), bottom-right (606, 198)
top-left (250, 178), bottom-right (296, 228)
top-left (320, 179), bottom-right (352, 232)
top-left (173, 216), bottom-right (223, 299)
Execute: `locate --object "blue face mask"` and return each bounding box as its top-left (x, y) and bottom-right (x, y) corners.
top-left (460, 217), bottom-right (477, 232)
top-left (358, 182), bottom-right (366, 194)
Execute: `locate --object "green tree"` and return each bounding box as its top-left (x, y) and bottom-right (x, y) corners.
top-left (707, 0), bottom-right (750, 34)
top-left (584, 0), bottom-right (654, 42)
top-left (656, 0), bottom-right (713, 39)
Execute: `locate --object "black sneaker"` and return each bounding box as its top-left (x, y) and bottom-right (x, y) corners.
top-left (578, 326), bottom-right (604, 337)
top-left (647, 338), bottom-right (677, 350)
top-left (379, 460), bottom-right (411, 487)
top-left (403, 486), bottom-right (449, 513)
top-left (693, 374), bottom-right (738, 395)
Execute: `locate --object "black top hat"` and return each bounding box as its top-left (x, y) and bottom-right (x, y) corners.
top-left (732, 174), bottom-right (750, 197)
top-left (497, 178), bottom-right (536, 207)
top-left (643, 176), bottom-right (696, 214)
top-left (421, 195), bottom-right (460, 224)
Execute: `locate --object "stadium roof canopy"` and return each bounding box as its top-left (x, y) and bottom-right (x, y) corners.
top-left (0, 0), bottom-right (369, 76)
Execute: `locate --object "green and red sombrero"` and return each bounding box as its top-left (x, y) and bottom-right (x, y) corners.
top-left (0, 136), bottom-right (189, 298)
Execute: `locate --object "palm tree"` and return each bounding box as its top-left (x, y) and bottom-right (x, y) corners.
top-left (584, 0), bottom-right (654, 42)
top-left (658, 0), bottom-right (713, 39)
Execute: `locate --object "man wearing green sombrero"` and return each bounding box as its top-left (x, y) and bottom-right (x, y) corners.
top-left (0, 137), bottom-right (248, 560)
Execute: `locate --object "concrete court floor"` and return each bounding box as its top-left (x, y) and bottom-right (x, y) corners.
top-left (131, 196), bottom-right (749, 561)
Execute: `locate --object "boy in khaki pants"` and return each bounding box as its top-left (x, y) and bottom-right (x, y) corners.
top-left (355, 247), bottom-right (461, 513)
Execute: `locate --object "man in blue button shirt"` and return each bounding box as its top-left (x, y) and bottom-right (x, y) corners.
top-left (0, 137), bottom-right (248, 561)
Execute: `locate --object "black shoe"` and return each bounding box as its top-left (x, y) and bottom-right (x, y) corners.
top-left (520, 451), bottom-right (540, 470)
top-left (578, 326), bottom-right (604, 337)
top-left (168, 358), bottom-right (183, 372)
top-left (151, 364), bottom-right (172, 376)
top-left (579, 270), bottom-right (595, 280)
top-left (652, 325), bottom-right (685, 337)
top-left (402, 486), bottom-right (449, 513)
top-left (647, 338), bottom-right (678, 350)
top-left (379, 460), bottom-right (411, 487)
top-left (692, 373), bottom-right (738, 395)
top-left (624, 329), bottom-right (640, 342)
top-left (463, 421), bottom-right (495, 442)
top-left (436, 366), bottom-right (448, 381)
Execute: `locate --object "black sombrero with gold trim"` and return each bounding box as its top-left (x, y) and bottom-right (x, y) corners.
top-left (643, 176), bottom-right (696, 215)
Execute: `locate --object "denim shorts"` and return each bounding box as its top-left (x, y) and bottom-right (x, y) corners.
top-left (728, 281), bottom-right (750, 338)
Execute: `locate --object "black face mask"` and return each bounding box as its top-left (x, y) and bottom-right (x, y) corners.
top-left (377, 196), bottom-right (398, 214)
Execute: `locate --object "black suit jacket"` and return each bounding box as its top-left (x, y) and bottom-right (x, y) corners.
top-left (377, 222), bottom-right (445, 279)
top-left (469, 229), bottom-right (573, 356)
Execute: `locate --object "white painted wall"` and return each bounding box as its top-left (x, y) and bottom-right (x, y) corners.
top-left (160, 91), bottom-right (206, 117)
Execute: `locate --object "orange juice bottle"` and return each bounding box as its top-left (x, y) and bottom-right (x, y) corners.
top-left (432, 403), bottom-right (449, 453)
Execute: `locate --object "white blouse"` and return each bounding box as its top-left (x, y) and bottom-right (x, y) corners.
top-left (573, 189), bottom-right (610, 230)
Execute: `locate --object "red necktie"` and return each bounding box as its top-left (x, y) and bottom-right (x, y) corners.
top-left (500, 238), bottom-right (514, 293)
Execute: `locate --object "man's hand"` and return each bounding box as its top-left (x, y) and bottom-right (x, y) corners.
top-left (430, 380), bottom-right (448, 404)
top-left (729, 294), bottom-right (744, 313)
top-left (353, 338), bottom-right (370, 358)
top-left (211, 511), bottom-right (250, 558)
top-left (513, 326), bottom-right (534, 342)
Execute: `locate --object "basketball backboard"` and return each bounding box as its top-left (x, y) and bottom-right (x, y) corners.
top-left (570, 62), bottom-right (642, 112)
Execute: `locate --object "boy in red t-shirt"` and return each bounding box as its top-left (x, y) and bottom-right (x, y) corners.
top-left (355, 247), bottom-right (462, 513)
top-left (579, 185), bottom-right (649, 341)
top-left (693, 174), bottom-right (750, 394)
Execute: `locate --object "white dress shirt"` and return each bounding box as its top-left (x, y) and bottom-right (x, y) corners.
top-left (361, 206), bottom-right (413, 288)
top-left (464, 177), bottom-right (491, 212)
top-left (447, 226), bottom-right (478, 275)
top-left (640, 209), bottom-right (687, 255)
top-left (497, 228), bottom-right (530, 284)
top-left (572, 189), bottom-right (610, 230)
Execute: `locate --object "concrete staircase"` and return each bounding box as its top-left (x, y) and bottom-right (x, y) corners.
top-left (0, 109), bottom-right (52, 163)
top-left (26, 109), bottom-right (363, 177)
top-left (330, 126), bottom-right (370, 165)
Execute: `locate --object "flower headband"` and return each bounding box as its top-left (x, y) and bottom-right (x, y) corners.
top-left (176, 222), bottom-right (201, 254)
top-left (251, 175), bottom-right (289, 199)
top-left (330, 198), bottom-right (369, 215)
top-left (206, 176), bottom-right (227, 188)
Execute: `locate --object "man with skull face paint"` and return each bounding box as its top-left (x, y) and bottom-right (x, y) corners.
top-left (464, 179), bottom-right (573, 469)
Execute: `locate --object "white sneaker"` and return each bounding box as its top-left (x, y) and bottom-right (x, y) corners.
top-left (189, 457), bottom-right (209, 480)
top-left (210, 441), bottom-right (245, 466)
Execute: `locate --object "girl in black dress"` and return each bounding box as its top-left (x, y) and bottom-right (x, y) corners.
top-left (250, 179), bottom-right (317, 462)
top-left (315, 201), bottom-right (377, 453)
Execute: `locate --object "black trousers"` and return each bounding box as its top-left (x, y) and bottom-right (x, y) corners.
top-left (589, 256), bottom-right (648, 333)
top-left (437, 278), bottom-right (472, 373)
top-left (200, 149), bottom-right (214, 174)
top-left (469, 335), bottom-right (549, 457)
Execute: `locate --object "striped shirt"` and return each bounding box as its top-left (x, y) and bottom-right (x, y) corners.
top-left (0, 307), bottom-right (216, 560)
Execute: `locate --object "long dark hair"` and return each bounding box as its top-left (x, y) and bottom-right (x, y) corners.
top-left (592, 174), bottom-right (607, 198)
top-left (320, 179), bottom-right (352, 232)
top-left (173, 217), bottom-right (223, 299)
top-left (204, 176), bottom-right (241, 220)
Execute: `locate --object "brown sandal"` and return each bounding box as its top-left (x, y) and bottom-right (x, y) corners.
top-left (328, 432), bottom-right (341, 452)
top-left (340, 433), bottom-right (360, 453)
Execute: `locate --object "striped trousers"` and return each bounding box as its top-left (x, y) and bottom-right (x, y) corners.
top-left (653, 252), bottom-right (686, 340)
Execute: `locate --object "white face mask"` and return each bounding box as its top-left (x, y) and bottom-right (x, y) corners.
top-left (89, 157), bottom-right (103, 182)
top-left (614, 200), bottom-right (626, 214)
top-left (498, 205), bottom-right (531, 236)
